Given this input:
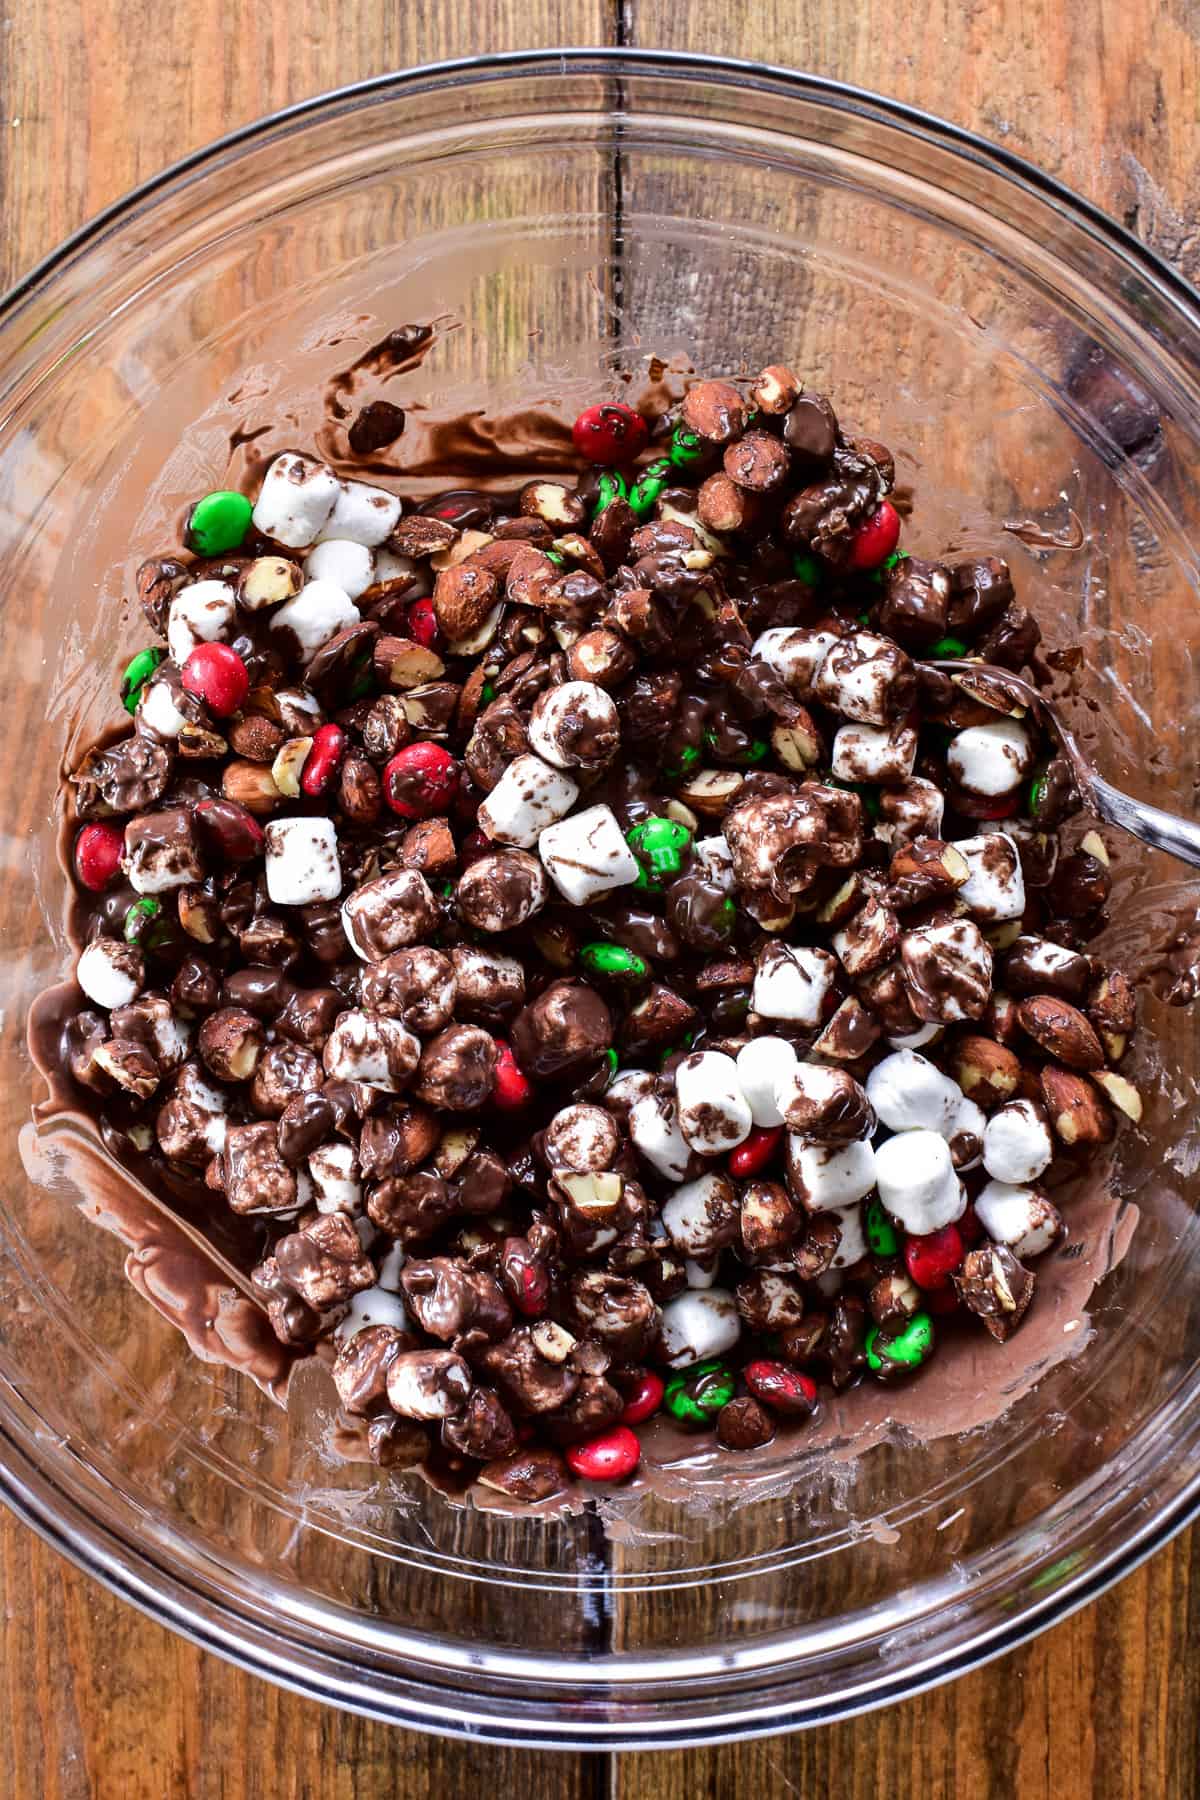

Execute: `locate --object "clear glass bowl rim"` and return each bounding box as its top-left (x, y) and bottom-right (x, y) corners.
top-left (6, 47), bottom-right (1200, 1747)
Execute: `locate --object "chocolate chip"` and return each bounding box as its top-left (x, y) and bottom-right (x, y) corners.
top-left (348, 400), bottom-right (406, 456)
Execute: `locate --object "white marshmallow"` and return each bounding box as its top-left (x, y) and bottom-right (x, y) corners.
top-left (323, 1011), bottom-right (420, 1092)
top-left (303, 538), bottom-right (375, 599)
top-left (252, 453), bottom-right (340, 548)
top-left (901, 918), bottom-right (993, 1023)
top-left (874, 1130), bottom-right (966, 1235)
top-left (333, 1286), bottom-right (410, 1344)
top-left (527, 681), bottom-right (620, 770)
top-left (658, 1288), bottom-right (742, 1369)
top-left (607, 1069), bottom-right (657, 1114)
top-left (675, 1051), bottom-right (753, 1155)
top-left (982, 1098), bottom-right (1053, 1185)
top-left (538, 803), bottom-right (640, 905)
top-left (476, 753), bottom-right (579, 849)
top-left (752, 943), bottom-right (838, 1026)
top-left (685, 1257), bottom-right (718, 1289)
top-left (341, 869), bottom-right (436, 961)
top-left (308, 1141), bottom-right (363, 1215)
top-left (954, 833), bottom-right (1026, 922)
top-left (264, 816), bottom-right (342, 906)
top-left (661, 1172), bottom-right (736, 1258)
top-left (751, 625), bottom-right (840, 698)
top-left (948, 1095), bottom-right (987, 1167)
top-left (948, 718), bottom-right (1034, 797)
top-left (269, 580), bottom-right (361, 664)
top-left (735, 1035), bottom-right (799, 1128)
top-left (377, 1240), bottom-right (407, 1292)
top-left (831, 719), bottom-right (917, 786)
top-left (375, 548), bottom-right (420, 588)
top-left (76, 938), bottom-right (143, 1010)
top-left (137, 674), bottom-right (190, 739)
top-left (812, 630), bottom-right (908, 725)
top-left (274, 686), bottom-right (325, 733)
top-left (166, 580), bottom-right (237, 665)
top-left (975, 1181), bottom-right (1064, 1259)
top-left (866, 1049), bottom-right (960, 1135)
top-left (830, 1202), bottom-right (867, 1269)
top-left (629, 1092), bottom-right (692, 1182)
top-left (316, 478), bottom-right (402, 548)
top-left (740, 1271), bottom-right (806, 1328)
top-left (691, 835), bottom-right (735, 891)
top-left (888, 1022), bottom-right (943, 1049)
top-left (788, 1135), bottom-right (877, 1211)
top-left (875, 776), bottom-right (944, 847)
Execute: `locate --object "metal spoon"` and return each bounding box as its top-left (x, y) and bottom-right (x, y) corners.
top-left (926, 659), bottom-right (1200, 872)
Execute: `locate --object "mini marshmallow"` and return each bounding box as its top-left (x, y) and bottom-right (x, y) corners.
top-left (264, 816), bottom-right (342, 906)
top-left (303, 538), bottom-right (376, 599)
top-left (538, 803), bottom-right (640, 905)
top-left (316, 478), bottom-right (402, 548)
top-left (675, 1051), bottom-right (753, 1155)
top-left (813, 630), bottom-right (914, 726)
top-left (948, 1094), bottom-right (987, 1167)
top-left (166, 580), bottom-right (237, 665)
top-left (341, 869), bottom-right (438, 961)
top-left (775, 1061), bottom-right (874, 1141)
top-left (736, 1270), bottom-right (806, 1329)
top-left (947, 718), bottom-right (1034, 797)
top-left (77, 938), bottom-right (144, 1010)
top-left (137, 673), bottom-right (190, 739)
top-left (982, 1098), bottom-right (1053, 1185)
top-left (658, 1287), bottom-right (742, 1369)
top-left (875, 776), bottom-right (944, 847)
top-left (661, 1172), bottom-right (739, 1258)
top-left (901, 918), bottom-right (993, 1023)
top-left (527, 681), bottom-right (620, 770)
top-left (874, 1129), bottom-right (966, 1235)
top-left (691, 835), bottom-right (735, 891)
top-left (333, 1286), bottom-right (410, 1345)
top-left (830, 1202), bottom-right (867, 1270)
top-left (308, 1141), bottom-right (363, 1215)
top-left (830, 719), bottom-right (918, 786)
top-left (867, 1049), bottom-right (960, 1135)
top-left (787, 1135), bottom-right (877, 1212)
top-left (751, 625), bottom-right (841, 699)
top-left (752, 942), bottom-right (838, 1026)
top-left (954, 833), bottom-right (1026, 922)
top-left (476, 753), bottom-right (579, 849)
top-left (888, 1022), bottom-right (943, 1049)
top-left (974, 1180), bottom-right (1064, 1259)
top-left (123, 809), bottom-right (204, 896)
top-left (323, 1010), bottom-right (421, 1091)
top-left (252, 453), bottom-right (341, 548)
top-left (735, 1035), bottom-right (799, 1128)
top-left (685, 1257), bottom-right (719, 1289)
top-left (607, 1069), bottom-right (657, 1114)
top-left (375, 548), bottom-right (421, 589)
top-left (629, 1091), bottom-right (692, 1182)
top-left (377, 1240), bottom-right (406, 1292)
top-left (269, 580), bottom-right (361, 664)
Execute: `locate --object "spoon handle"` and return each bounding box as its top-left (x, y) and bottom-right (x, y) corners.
top-left (1090, 775), bottom-right (1200, 871)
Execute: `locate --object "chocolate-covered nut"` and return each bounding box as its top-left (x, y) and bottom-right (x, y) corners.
top-left (567, 627), bottom-right (637, 688)
top-left (947, 556), bottom-right (1014, 635)
top-left (542, 1103), bottom-right (620, 1173)
top-left (331, 1323), bottom-right (410, 1415)
top-left (621, 983), bottom-right (698, 1057)
top-left (569, 1271), bottom-right (659, 1359)
top-left (273, 1211), bottom-right (375, 1311)
top-left (198, 1006), bottom-right (265, 1081)
top-left (724, 430), bottom-right (791, 493)
top-left (451, 1148), bottom-right (512, 1216)
top-left (792, 1211), bottom-right (842, 1281)
top-left (362, 693), bottom-right (411, 762)
top-left (955, 1244), bottom-right (1035, 1341)
top-left (298, 898), bottom-right (351, 964)
top-left (401, 1257), bottom-right (513, 1342)
top-left (277, 1089), bottom-right (339, 1166)
top-left (72, 733), bottom-right (173, 819)
top-left (250, 1256), bottom-right (321, 1345)
top-left (223, 1120), bottom-right (307, 1214)
top-left (455, 849), bottom-right (548, 933)
top-left (275, 985), bottom-right (343, 1050)
top-left (221, 964), bottom-right (293, 1018)
top-left (681, 379), bottom-right (747, 443)
top-left (237, 913), bottom-right (301, 968)
top-left (977, 602), bottom-right (1041, 670)
top-left (341, 869), bottom-right (440, 962)
top-left (249, 1041), bottom-right (323, 1118)
top-left (511, 979), bottom-right (612, 1079)
top-left (698, 474), bottom-right (761, 536)
top-left (412, 1023), bottom-right (498, 1111)
top-left (539, 1374), bottom-right (624, 1446)
top-left (339, 753), bottom-right (383, 824)
top-left (171, 955), bottom-right (220, 1013)
top-left (359, 946), bottom-right (457, 1034)
top-left (449, 944), bottom-right (526, 1021)
top-left (92, 1037), bottom-right (159, 1098)
top-left (386, 1348), bottom-right (473, 1420)
top-left (366, 1413), bottom-right (431, 1469)
top-left (1048, 849), bottom-right (1111, 918)
top-left (432, 561), bottom-right (499, 640)
top-left (397, 816), bottom-right (458, 877)
top-left (477, 1448), bottom-right (568, 1502)
top-left (478, 1326), bottom-right (581, 1414)
top-left (367, 1170), bottom-right (456, 1241)
top-left (739, 1180), bottom-right (801, 1258)
top-left (782, 393), bottom-right (838, 463)
top-left (441, 1387), bottom-right (518, 1460)
top-left (358, 1105), bottom-right (441, 1181)
top-left (717, 1396), bottom-right (775, 1451)
top-left (735, 1268), bottom-right (806, 1332)
top-left (666, 874), bottom-right (737, 952)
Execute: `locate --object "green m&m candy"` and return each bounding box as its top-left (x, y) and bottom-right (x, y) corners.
top-left (662, 742), bottom-right (702, 782)
top-left (185, 490), bottom-right (253, 557)
top-left (669, 425), bottom-right (705, 468)
top-left (626, 815), bottom-right (692, 888)
top-left (664, 1358), bottom-right (736, 1427)
top-left (123, 896), bottom-right (171, 951)
top-left (792, 553), bottom-right (823, 587)
top-left (579, 942), bottom-right (649, 983)
top-left (928, 635), bottom-right (968, 659)
top-left (865, 1312), bottom-right (935, 1381)
top-left (628, 457), bottom-right (673, 518)
top-left (120, 646), bottom-right (165, 715)
top-left (595, 470), bottom-right (629, 514)
top-left (865, 1197), bottom-right (900, 1258)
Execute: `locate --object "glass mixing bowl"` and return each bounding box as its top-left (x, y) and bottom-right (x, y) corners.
top-left (5, 50), bottom-right (1200, 1748)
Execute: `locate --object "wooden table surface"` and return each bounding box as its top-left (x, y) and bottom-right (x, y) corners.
top-left (5, 1), bottom-right (1200, 1795)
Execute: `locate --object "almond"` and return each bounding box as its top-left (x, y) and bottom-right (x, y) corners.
top-left (238, 555), bottom-right (302, 610)
top-left (432, 561), bottom-right (499, 640)
top-left (550, 532), bottom-right (606, 582)
top-left (1079, 829), bottom-right (1109, 866)
top-left (950, 1035), bottom-right (1022, 1110)
top-left (430, 526), bottom-right (492, 572)
top-left (176, 724), bottom-right (229, 760)
top-left (398, 817), bottom-right (457, 877)
top-left (530, 1319), bottom-right (577, 1362)
top-left (811, 995), bottom-right (881, 1063)
top-left (227, 713), bottom-right (285, 762)
top-left (270, 736), bottom-right (313, 799)
top-left (222, 758), bottom-right (283, 816)
top-left (748, 364), bottom-right (802, 415)
top-left (817, 871), bottom-right (881, 929)
top-left (697, 473), bottom-right (759, 535)
top-left (675, 768), bottom-right (745, 816)
top-left (771, 706), bottom-right (823, 772)
top-left (724, 430), bottom-right (791, 493)
top-left (888, 837), bottom-right (970, 907)
top-left (505, 545), bottom-right (563, 610)
top-left (832, 895), bottom-right (900, 978)
top-left (1038, 1066), bottom-right (1114, 1148)
top-left (400, 682), bottom-right (461, 734)
top-left (1017, 996), bottom-right (1105, 1070)
top-left (445, 603), bottom-right (504, 657)
top-left (1087, 968), bottom-right (1136, 1036)
top-left (556, 1171), bottom-right (624, 1216)
top-left (177, 886), bottom-right (219, 945)
top-left (1092, 1069), bottom-right (1142, 1122)
top-left (682, 378), bottom-right (747, 443)
top-left (373, 635), bottom-right (445, 690)
top-left (432, 1126), bottom-right (479, 1179)
top-left (568, 627), bottom-right (637, 688)
top-left (389, 514), bottom-right (459, 559)
top-left (520, 480), bottom-right (586, 529)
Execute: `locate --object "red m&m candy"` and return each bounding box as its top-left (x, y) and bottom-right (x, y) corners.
top-left (300, 723), bottom-right (347, 797)
top-left (620, 1372), bottom-right (665, 1426)
top-left (571, 401), bottom-right (649, 466)
top-left (728, 1125), bottom-right (783, 1178)
top-left (565, 1425), bottom-right (641, 1483)
top-left (181, 642), bottom-right (250, 717)
top-left (491, 1039), bottom-right (532, 1111)
top-left (904, 1222), bottom-right (965, 1291)
top-left (846, 500), bottom-right (901, 572)
top-left (405, 595), bottom-right (440, 650)
top-left (382, 742), bottom-right (459, 819)
top-left (74, 822), bottom-right (124, 892)
top-left (743, 1359), bottom-right (819, 1417)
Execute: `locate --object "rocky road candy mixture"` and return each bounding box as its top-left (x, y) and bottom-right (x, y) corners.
top-left (51, 364), bottom-right (1148, 1504)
